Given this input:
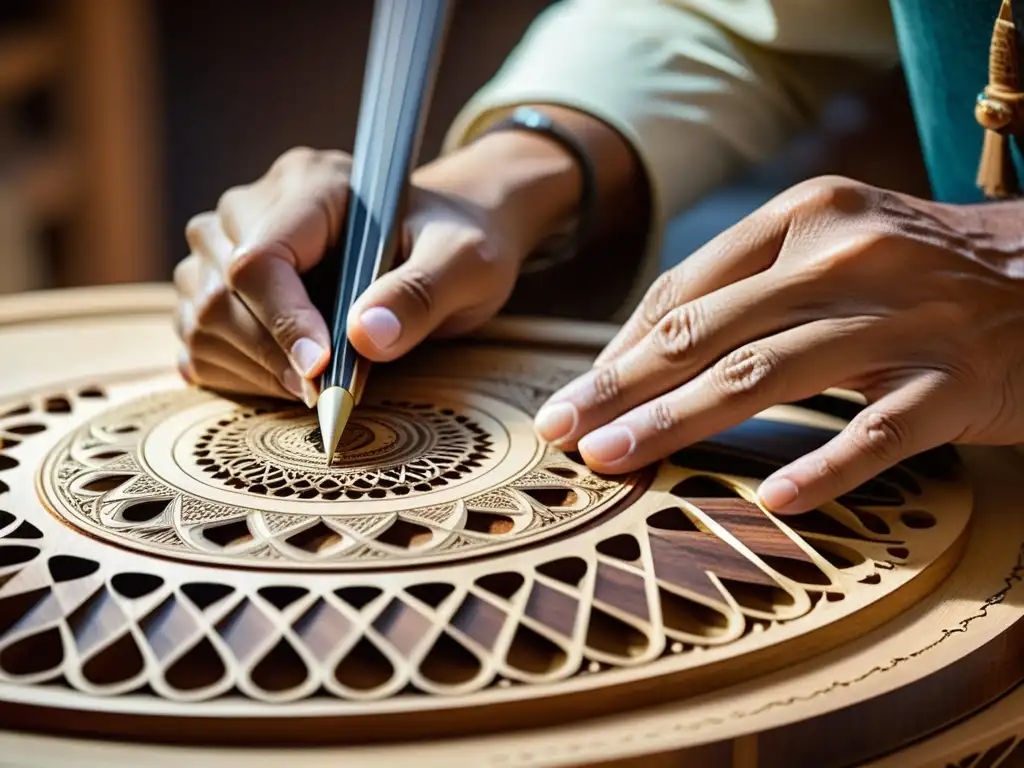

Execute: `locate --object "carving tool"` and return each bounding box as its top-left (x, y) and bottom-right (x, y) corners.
top-left (317, 0), bottom-right (451, 464)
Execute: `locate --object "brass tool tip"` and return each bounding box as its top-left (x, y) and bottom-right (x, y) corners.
top-left (317, 386), bottom-right (355, 465)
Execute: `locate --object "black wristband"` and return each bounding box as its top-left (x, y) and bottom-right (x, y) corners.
top-left (475, 106), bottom-right (598, 273)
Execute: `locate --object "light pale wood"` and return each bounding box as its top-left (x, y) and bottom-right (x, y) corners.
top-left (0, 285), bottom-right (1021, 767)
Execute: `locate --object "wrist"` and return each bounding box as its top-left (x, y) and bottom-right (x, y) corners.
top-left (413, 128), bottom-right (582, 259)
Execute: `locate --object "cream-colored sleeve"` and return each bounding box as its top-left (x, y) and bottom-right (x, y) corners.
top-left (442, 0), bottom-right (899, 319)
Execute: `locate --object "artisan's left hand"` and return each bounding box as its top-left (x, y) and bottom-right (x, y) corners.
top-left (534, 175), bottom-right (1024, 515)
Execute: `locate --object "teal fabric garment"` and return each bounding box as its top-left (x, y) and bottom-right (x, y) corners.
top-left (890, 0), bottom-right (1024, 203)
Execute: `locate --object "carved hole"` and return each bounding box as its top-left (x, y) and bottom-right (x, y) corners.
top-left (0, 588), bottom-right (48, 636)
top-left (0, 405), bottom-right (30, 418)
top-left (507, 624), bottom-right (567, 675)
top-left (647, 507), bottom-right (700, 532)
top-left (596, 534), bottom-right (641, 562)
top-left (475, 572), bottom-right (525, 599)
top-left (334, 637), bottom-right (394, 690)
top-left (659, 590), bottom-right (730, 637)
top-left (251, 639), bottom-right (309, 693)
top-left (900, 510), bottom-right (936, 529)
top-left (111, 573), bottom-right (165, 599)
top-left (286, 521), bottom-right (342, 554)
top-left (759, 556), bottom-right (831, 586)
top-left (92, 451), bottom-right (125, 460)
top-left (785, 509), bottom-right (872, 540)
top-left (164, 637), bottom-right (226, 691)
top-left (258, 586), bottom-right (309, 610)
top-left (0, 627), bottom-right (63, 676)
top-left (562, 451), bottom-right (587, 466)
top-left (180, 583), bottom-right (235, 610)
top-left (536, 557), bottom-right (587, 587)
top-left (78, 387), bottom-right (105, 398)
top-left (859, 572), bottom-right (882, 585)
top-left (523, 488), bottom-right (577, 508)
top-left (420, 631), bottom-right (481, 685)
top-left (201, 519), bottom-right (253, 549)
top-left (671, 448), bottom-right (778, 479)
top-left (0, 456), bottom-right (17, 472)
top-left (0, 438), bottom-right (17, 450)
top-left (377, 518), bottom-right (433, 549)
top-left (6, 423), bottom-right (44, 435)
top-left (82, 475), bottom-right (132, 493)
top-left (406, 583), bottom-right (454, 608)
top-left (850, 508), bottom-right (890, 535)
top-left (83, 633), bottom-right (144, 686)
top-left (826, 592), bottom-right (845, 602)
top-left (0, 510), bottom-right (13, 529)
top-left (808, 541), bottom-right (866, 569)
top-left (887, 547), bottom-right (909, 560)
top-left (0, 545), bottom-right (39, 569)
top-left (335, 586), bottom-right (382, 610)
top-left (876, 465), bottom-right (922, 495)
top-left (546, 467), bottom-right (578, 479)
top-left (719, 579), bottom-right (794, 612)
top-left (464, 511), bottom-right (514, 535)
top-left (48, 555), bottom-right (99, 583)
top-left (44, 397), bottom-right (71, 413)
top-left (121, 500), bottom-right (168, 524)
top-left (670, 476), bottom-right (736, 498)
top-left (3, 522), bottom-right (41, 540)
top-left (585, 608), bottom-right (649, 659)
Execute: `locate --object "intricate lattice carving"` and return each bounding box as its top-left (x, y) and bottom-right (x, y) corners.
top-left (0, 370), bottom-right (970, 715)
top-left (39, 382), bottom-right (640, 568)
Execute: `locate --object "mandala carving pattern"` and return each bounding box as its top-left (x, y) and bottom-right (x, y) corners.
top-left (0, 340), bottom-right (970, 729)
top-left (38, 381), bottom-right (639, 568)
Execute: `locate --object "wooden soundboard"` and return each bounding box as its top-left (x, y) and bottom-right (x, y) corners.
top-left (0, 284), bottom-right (1019, 767)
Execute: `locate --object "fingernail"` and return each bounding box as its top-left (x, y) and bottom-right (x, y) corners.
top-left (535, 402), bottom-right (578, 443)
top-left (282, 368), bottom-right (305, 400)
top-left (177, 349), bottom-right (194, 384)
top-left (360, 307), bottom-right (402, 350)
top-left (301, 378), bottom-right (319, 409)
top-left (579, 425), bottom-right (635, 465)
top-left (290, 337), bottom-right (325, 378)
top-left (758, 477), bottom-right (799, 512)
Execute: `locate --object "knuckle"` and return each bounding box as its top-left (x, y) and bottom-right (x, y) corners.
top-left (215, 185), bottom-right (247, 217)
top-left (268, 312), bottom-right (305, 347)
top-left (710, 345), bottom-right (779, 399)
top-left (652, 305), bottom-right (699, 363)
top-left (649, 401), bottom-right (677, 434)
top-left (811, 454), bottom-right (846, 487)
top-left (852, 410), bottom-right (910, 464)
top-left (184, 212), bottom-right (215, 250)
top-left (591, 365), bottom-right (622, 407)
top-left (172, 257), bottom-right (195, 293)
top-left (394, 268), bottom-right (435, 315)
top-left (641, 272), bottom-right (680, 328)
top-left (275, 145), bottom-right (317, 170)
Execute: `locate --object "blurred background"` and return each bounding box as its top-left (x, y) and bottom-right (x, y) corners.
top-left (0, 0), bottom-right (930, 297)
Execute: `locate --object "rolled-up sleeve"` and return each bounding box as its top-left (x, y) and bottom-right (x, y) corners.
top-left (442, 0), bottom-right (898, 317)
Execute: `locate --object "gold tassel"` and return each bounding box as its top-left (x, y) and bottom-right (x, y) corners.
top-left (977, 0), bottom-right (1024, 198)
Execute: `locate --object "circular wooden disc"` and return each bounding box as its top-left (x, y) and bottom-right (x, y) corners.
top-left (2, 286), bottom-right (1015, 767)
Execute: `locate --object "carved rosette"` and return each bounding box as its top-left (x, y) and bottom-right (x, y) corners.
top-left (0, 341), bottom-right (971, 736)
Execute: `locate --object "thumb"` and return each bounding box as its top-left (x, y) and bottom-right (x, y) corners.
top-left (346, 224), bottom-right (513, 362)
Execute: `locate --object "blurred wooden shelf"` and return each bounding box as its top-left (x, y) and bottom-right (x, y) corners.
top-left (0, 1), bottom-right (164, 294)
top-left (0, 28), bottom-right (60, 103)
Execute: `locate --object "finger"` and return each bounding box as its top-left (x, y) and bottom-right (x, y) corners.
top-left (189, 209), bottom-right (333, 383)
top-left (346, 224), bottom-right (512, 361)
top-left (595, 204), bottom-right (790, 365)
top-left (575, 315), bottom-right (890, 473)
top-left (187, 333), bottom-right (297, 401)
top-left (534, 269), bottom-right (800, 447)
top-left (756, 372), bottom-right (965, 515)
top-left (193, 261), bottom-right (318, 407)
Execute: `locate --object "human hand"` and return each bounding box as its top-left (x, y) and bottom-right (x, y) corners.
top-left (172, 137), bottom-right (561, 406)
top-left (533, 176), bottom-right (1024, 514)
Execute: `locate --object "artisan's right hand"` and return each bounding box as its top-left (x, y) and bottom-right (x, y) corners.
top-left (172, 136), bottom-right (575, 406)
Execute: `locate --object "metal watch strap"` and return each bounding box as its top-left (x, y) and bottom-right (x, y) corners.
top-left (475, 106), bottom-right (597, 273)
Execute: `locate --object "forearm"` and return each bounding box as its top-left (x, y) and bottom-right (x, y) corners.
top-left (413, 104), bottom-right (644, 258)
